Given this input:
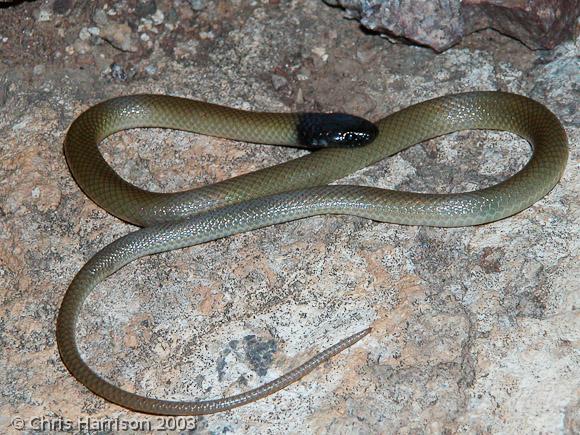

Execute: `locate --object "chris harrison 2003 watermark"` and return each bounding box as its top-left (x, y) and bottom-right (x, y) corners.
top-left (9, 415), bottom-right (197, 431)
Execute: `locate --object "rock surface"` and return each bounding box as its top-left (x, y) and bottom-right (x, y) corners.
top-left (325, 0), bottom-right (580, 51)
top-left (0, 0), bottom-right (578, 433)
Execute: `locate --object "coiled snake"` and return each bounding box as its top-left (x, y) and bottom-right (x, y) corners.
top-left (57, 91), bottom-right (568, 415)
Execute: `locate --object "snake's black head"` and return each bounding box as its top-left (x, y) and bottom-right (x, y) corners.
top-left (297, 112), bottom-right (379, 148)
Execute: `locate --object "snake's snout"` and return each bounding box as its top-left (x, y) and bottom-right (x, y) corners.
top-left (297, 112), bottom-right (378, 148)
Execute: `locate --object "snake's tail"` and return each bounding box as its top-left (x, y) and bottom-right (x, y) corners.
top-left (58, 324), bottom-right (370, 415)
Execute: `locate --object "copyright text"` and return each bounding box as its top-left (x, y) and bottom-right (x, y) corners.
top-left (10, 415), bottom-right (197, 432)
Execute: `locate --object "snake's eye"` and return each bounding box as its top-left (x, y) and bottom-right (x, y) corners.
top-left (297, 112), bottom-right (378, 148)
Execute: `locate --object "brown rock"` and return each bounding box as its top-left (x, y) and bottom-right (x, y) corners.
top-left (463, 0), bottom-right (579, 50)
top-left (326, 0), bottom-right (579, 51)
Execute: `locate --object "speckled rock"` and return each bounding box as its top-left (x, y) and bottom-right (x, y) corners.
top-left (325, 0), bottom-right (580, 51)
top-left (0, 0), bottom-right (578, 433)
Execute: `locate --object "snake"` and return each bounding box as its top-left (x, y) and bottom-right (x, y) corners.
top-left (57, 91), bottom-right (568, 415)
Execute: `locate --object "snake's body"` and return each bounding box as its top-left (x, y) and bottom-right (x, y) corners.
top-left (58, 92), bottom-right (568, 415)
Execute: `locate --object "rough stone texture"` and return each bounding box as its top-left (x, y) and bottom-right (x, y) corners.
top-left (0, 0), bottom-right (578, 433)
top-left (325, 0), bottom-right (580, 51)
